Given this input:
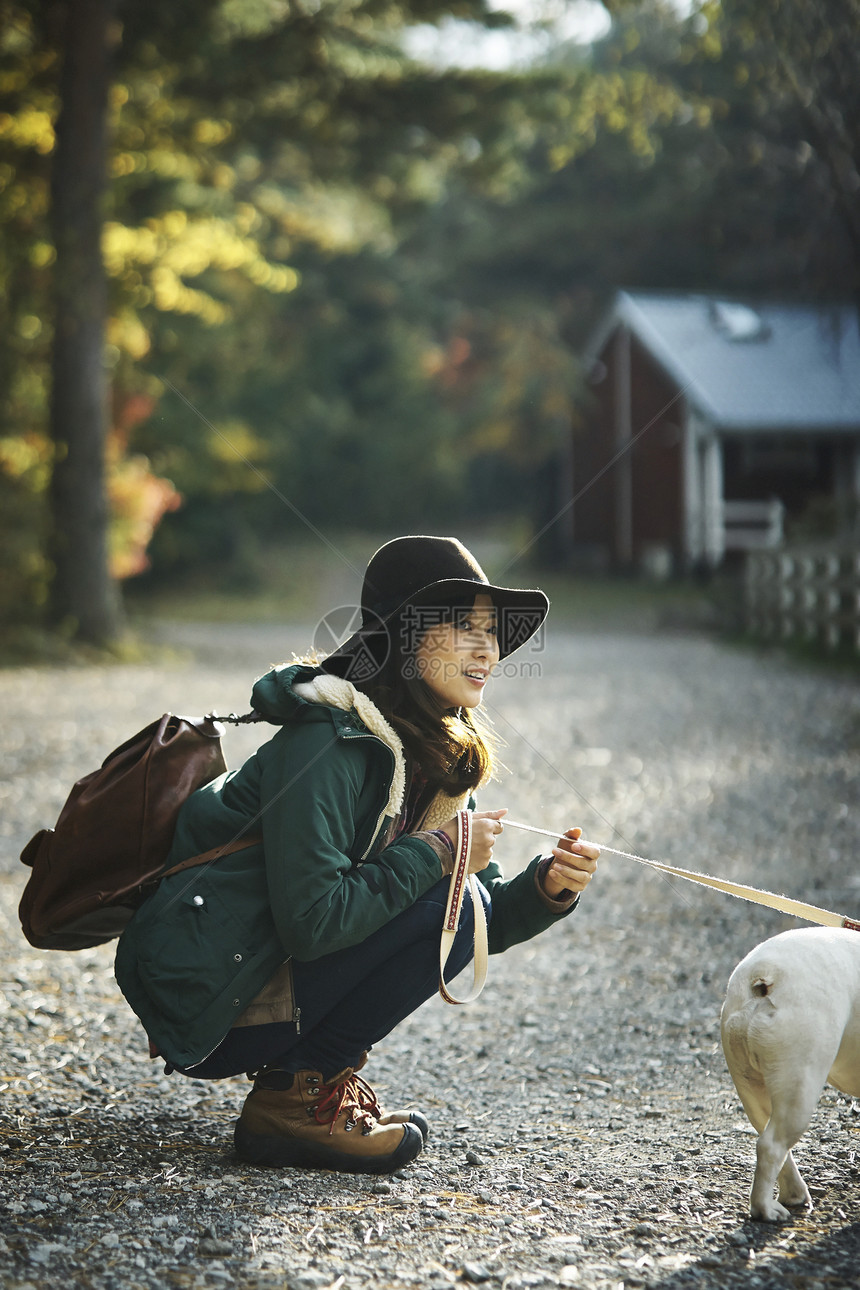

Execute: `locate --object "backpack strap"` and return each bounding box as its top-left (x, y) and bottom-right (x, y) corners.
top-left (213, 710), bottom-right (269, 725)
top-left (157, 709), bottom-right (267, 880)
top-left (161, 836), bottom-right (262, 880)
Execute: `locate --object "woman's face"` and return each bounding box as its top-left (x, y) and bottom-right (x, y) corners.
top-left (414, 592), bottom-right (500, 709)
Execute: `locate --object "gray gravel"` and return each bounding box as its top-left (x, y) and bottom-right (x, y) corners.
top-left (1, 618), bottom-right (860, 1290)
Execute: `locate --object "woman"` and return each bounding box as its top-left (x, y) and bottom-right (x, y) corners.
top-left (115, 536), bottom-right (600, 1175)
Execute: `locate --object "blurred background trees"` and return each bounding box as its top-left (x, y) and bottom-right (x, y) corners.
top-left (0, 0), bottom-right (856, 644)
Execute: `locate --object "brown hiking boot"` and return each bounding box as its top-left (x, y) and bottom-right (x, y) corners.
top-left (233, 1066), bottom-right (424, 1174)
top-left (242, 1054), bottom-right (430, 1141)
top-left (351, 1052), bottom-right (430, 1141)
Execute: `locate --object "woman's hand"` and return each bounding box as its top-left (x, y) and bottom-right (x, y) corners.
top-left (441, 809), bottom-right (507, 873)
top-left (542, 827), bottom-right (599, 899)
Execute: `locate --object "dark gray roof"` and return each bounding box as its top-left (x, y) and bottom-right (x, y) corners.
top-left (589, 291), bottom-right (860, 432)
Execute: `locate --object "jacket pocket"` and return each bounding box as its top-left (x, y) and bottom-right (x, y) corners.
top-left (134, 887), bottom-right (257, 1025)
top-left (232, 958), bottom-right (295, 1028)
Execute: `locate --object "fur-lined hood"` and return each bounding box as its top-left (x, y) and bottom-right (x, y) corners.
top-left (251, 663), bottom-right (474, 829)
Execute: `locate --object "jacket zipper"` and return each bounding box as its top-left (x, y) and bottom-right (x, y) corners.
top-left (341, 731), bottom-right (397, 861)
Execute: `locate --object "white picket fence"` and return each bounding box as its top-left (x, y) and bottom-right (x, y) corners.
top-left (744, 543), bottom-right (860, 652)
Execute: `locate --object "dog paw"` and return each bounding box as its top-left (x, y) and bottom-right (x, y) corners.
top-left (751, 1192), bottom-right (793, 1223)
top-left (778, 1188), bottom-right (812, 1212)
top-left (751, 1200), bottom-right (792, 1222)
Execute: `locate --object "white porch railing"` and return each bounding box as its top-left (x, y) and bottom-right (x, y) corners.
top-left (722, 499), bottom-right (785, 551)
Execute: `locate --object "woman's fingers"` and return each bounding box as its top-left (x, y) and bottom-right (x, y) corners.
top-left (439, 810), bottom-right (507, 872)
top-left (467, 811), bottom-right (507, 871)
top-left (472, 808), bottom-right (507, 832)
top-left (556, 827), bottom-right (599, 859)
top-left (545, 827), bottom-right (600, 893)
top-left (443, 818), bottom-right (601, 895)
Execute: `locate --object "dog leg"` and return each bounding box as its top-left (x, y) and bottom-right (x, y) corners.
top-left (775, 1151), bottom-right (811, 1212)
top-left (726, 1068), bottom-right (793, 1223)
top-left (750, 1072), bottom-right (821, 1222)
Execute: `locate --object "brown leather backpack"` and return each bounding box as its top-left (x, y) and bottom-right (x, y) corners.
top-left (19, 711), bottom-right (262, 951)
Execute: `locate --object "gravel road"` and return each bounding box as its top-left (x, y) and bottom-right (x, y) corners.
top-left (1, 617), bottom-right (859, 1290)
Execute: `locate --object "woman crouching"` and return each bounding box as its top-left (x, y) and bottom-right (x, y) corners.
top-left (115, 536), bottom-right (599, 1175)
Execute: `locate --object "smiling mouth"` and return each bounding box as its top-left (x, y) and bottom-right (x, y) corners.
top-left (464, 671), bottom-right (488, 683)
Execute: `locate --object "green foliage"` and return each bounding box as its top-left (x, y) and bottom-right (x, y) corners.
top-left (0, 432), bottom-right (51, 621)
top-left (586, 0), bottom-right (859, 303)
top-left (2, 0), bottom-right (858, 629)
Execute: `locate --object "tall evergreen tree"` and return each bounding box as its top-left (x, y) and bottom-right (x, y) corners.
top-left (48, 0), bottom-right (121, 642)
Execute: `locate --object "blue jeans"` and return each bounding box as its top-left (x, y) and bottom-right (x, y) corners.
top-left (175, 877), bottom-right (489, 1082)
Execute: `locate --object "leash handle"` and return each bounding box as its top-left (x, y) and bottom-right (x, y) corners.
top-left (439, 810), bottom-right (489, 1005)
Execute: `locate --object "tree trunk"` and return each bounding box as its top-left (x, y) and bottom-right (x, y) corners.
top-left (49, 0), bottom-right (122, 644)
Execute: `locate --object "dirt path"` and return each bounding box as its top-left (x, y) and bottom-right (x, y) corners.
top-left (1, 621), bottom-right (859, 1290)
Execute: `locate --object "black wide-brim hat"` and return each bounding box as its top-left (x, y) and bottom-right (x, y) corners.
top-left (321, 535), bottom-right (549, 683)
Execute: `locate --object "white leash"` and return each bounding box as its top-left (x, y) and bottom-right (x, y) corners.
top-left (438, 813), bottom-right (860, 1009)
top-left (504, 819), bottom-right (860, 932)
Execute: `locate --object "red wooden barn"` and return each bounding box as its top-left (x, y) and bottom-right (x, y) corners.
top-left (574, 291), bottom-right (860, 573)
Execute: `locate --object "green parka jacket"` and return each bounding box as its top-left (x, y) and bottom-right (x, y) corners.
top-left (114, 664), bottom-right (578, 1069)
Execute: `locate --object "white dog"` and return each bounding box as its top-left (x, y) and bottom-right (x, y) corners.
top-left (720, 926), bottom-right (860, 1222)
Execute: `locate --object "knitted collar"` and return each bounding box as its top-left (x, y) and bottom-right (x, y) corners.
top-left (292, 672), bottom-right (472, 829)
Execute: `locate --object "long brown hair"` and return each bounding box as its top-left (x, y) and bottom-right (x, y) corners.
top-left (359, 604), bottom-right (496, 795)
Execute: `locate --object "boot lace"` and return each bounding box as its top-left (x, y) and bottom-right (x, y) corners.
top-left (313, 1072), bottom-right (379, 1136)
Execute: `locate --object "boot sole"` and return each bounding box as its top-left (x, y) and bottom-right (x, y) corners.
top-left (233, 1119), bottom-right (424, 1175)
